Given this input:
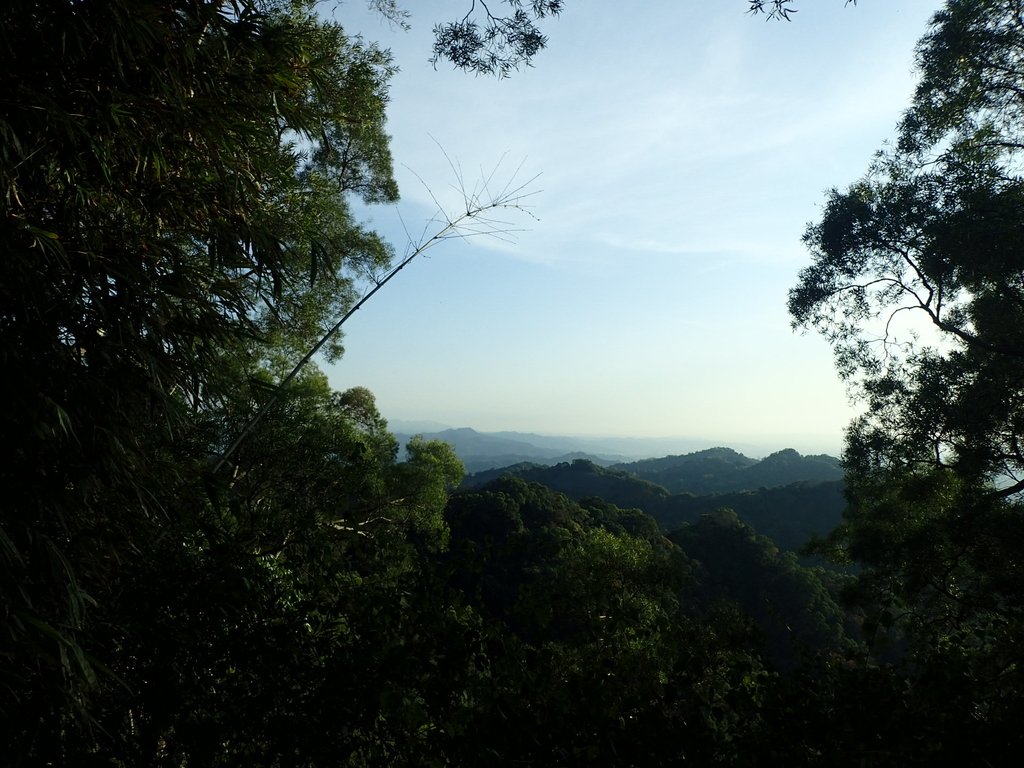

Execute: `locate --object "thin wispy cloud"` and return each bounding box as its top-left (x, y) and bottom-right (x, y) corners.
top-left (328, 0), bottom-right (941, 448)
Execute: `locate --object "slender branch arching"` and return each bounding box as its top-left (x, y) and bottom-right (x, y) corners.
top-left (214, 164), bottom-right (539, 472)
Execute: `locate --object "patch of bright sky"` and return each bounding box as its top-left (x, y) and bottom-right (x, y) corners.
top-left (324, 0), bottom-right (942, 456)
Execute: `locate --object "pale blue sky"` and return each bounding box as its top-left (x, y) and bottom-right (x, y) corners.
top-left (325, 0), bottom-right (942, 455)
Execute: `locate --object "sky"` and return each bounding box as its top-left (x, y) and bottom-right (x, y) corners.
top-left (323, 0), bottom-right (943, 456)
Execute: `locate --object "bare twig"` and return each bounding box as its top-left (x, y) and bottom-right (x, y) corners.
top-left (214, 154), bottom-right (539, 472)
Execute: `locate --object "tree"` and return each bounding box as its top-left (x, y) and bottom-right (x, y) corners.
top-left (671, 510), bottom-right (850, 670)
top-left (0, 0), bottom-right (525, 755)
top-left (441, 477), bottom-right (772, 765)
top-left (790, 0), bottom-right (1024, 752)
top-left (0, 0), bottom-right (401, 723)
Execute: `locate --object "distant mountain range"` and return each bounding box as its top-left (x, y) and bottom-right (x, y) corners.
top-left (391, 427), bottom-right (847, 552)
top-left (391, 427), bottom-right (628, 472)
top-left (390, 424), bottom-right (820, 473)
top-left (462, 448), bottom-right (843, 500)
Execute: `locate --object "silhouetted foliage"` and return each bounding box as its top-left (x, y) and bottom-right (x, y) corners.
top-left (792, 0), bottom-right (1024, 760)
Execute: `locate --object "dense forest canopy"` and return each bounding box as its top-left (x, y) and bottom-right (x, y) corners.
top-left (3, 0), bottom-right (1024, 765)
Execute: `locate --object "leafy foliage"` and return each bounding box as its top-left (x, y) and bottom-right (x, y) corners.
top-left (422, 1), bottom-right (850, 75)
top-left (747, 0), bottom-right (857, 22)
top-left (0, 0), bottom-right (401, 756)
top-left (431, 0), bottom-right (564, 77)
top-left (671, 511), bottom-right (851, 670)
top-left (442, 477), bottom-right (777, 765)
top-left (791, 0), bottom-right (1024, 755)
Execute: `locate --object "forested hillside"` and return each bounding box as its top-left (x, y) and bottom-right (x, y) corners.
top-left (463, 455), bottom-right (846, 552)
top-left (463, 447), bottom-right (843, 495)
top-left (5, 1), bottom-right (1024, 765)
top-left (614, 447), bottom-right (843, 494)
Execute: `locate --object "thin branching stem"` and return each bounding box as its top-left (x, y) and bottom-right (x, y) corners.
top-left (214, 157), bottom-right (539, 472)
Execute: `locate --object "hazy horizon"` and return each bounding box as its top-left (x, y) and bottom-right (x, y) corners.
top-left (386, 418), bottom-right (847, 460)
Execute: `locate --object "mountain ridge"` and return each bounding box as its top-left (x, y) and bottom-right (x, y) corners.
top-left (458, 452), bottom-right (846, 553)
top-left (393, 425), bottom-right (842, 473)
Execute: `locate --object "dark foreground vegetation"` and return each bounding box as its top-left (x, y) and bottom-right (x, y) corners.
top-left (4, 1), bottom-right (1024, 764)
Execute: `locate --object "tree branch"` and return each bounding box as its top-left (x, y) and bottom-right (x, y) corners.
top-left (214, 156), bottom-right (538, 472)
